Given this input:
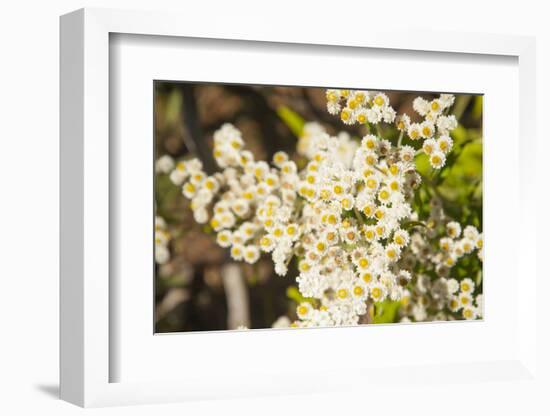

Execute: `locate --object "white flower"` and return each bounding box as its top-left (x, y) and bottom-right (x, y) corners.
top-left (193, 207), bottom-right (209, 224)
top-left (462, 305), bottom-right (478, 320)
top-left (272, 316), bottom-right (291, 328)
top-left (155, 244), bottom-right (170, 264)
top-left (429, 151), bottom-right (446, 169)
top-left (156, 155), bottom-right (175, 174)
top-left (413, 97), bottom-right (430, 116)
top-left (243, 245), bottom-right (260, 264)
top-left (436, 115), bottom-right (458, 134)
top-left (407, 123), bottom-right (421, 141)
top-left (446, 221), bottom-right (462, 238)
top-left (459, 278), bottom-right (475, 294)
top-left (216, 230), bottom-right (232, 248)
top-left (422, 139), bottom-right (437, 155)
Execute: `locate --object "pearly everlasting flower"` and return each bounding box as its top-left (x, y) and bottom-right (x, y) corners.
top-left (154, 215), bottom-right (171, 264)
top-left (156, 154), bottom-right (175, 174)
top-left (162, 88), bottom-right (480, 328)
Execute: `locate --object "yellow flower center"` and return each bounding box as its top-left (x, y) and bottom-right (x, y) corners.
top-left (353, 286), bottom-right (364, 296)
top-left (362, 273), bottom-right (372, 284)
top-left (337, 289), bottom-right (349, 299)
top-left (297, 305), bottom-right (309, 316)
top-left (326, 91), bottom-right (338, 102)
top-left (366, 179), bottom-right (377, 189)
top-left (299, 261), bottom-right (310, 272)
top-left (461, 283), bottom-right (471, 292)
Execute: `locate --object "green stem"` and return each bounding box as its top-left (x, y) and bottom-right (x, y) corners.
top-left (397, 130), bottom-right (404, 148)
top-left (353, 208), bottom-right (365, 224)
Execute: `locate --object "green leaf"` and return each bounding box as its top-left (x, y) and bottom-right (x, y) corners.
top-left (277, 105), bottom-right (305, 138)
top-left (472, 95), bottom-right (483, 120)
top-left (402, 220), bottom-right (428, 230)
top-left (286, 286), bottom-right (315, 305)
top-left (373, 300), bottom-right (401, 324)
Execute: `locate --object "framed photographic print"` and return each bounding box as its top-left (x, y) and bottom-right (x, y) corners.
top-left (60, 7), bottom-right (541, 409)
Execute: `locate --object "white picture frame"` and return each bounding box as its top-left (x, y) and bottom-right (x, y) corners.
top-left (60, 7), bottom-right (540, 408)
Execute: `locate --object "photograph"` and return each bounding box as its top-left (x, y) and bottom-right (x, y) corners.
top-left (154, 82), bottom-right (483, 333)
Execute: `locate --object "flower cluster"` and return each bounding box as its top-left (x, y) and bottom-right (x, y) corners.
top-left (160, 88), bottom-right (482, 328)
top-left (325, 89), bottom-right (396, 126)
top-left (325, 89), bottom-right (458, 170)
top-left (396, 196), bottom-right (483, 322)
top-left (155, 215), bottom-right (171, 264)
top-left (169, 130), bottom-right (421, 326)
top-left (405, 95), bottom-right (458, 169)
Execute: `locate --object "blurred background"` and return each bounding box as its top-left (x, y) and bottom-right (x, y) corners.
top-left (154, 81), bottom-right (482, 333)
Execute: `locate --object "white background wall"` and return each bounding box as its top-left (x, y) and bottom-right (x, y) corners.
top-left (0, 1), bottom-right (547, 414)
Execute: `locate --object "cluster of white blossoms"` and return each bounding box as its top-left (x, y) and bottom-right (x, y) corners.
top-left (397, 196), bottom-right (483, 322)
top-left (326, 89), bottom-right (396, 126)
top-left (325, 89), bottom-right (458, 170)
top-left (155, 215), bottom-right (171, 264)
top-left (160, 89), bottom-right (482, 328)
